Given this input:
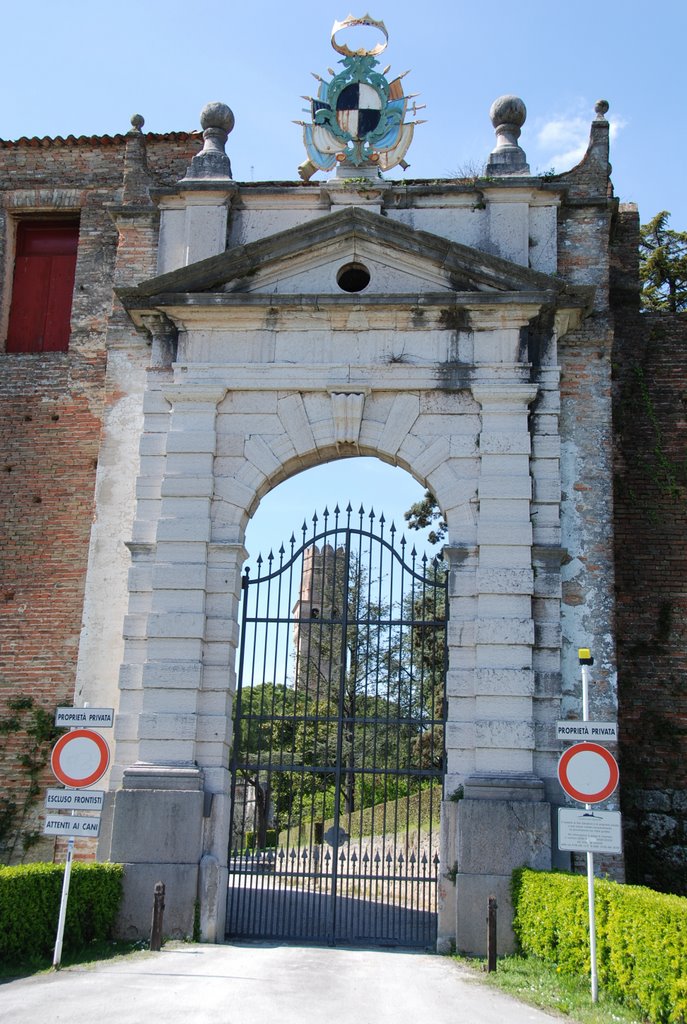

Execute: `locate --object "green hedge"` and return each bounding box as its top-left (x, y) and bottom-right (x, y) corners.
top-left (512, 868), bottom-right (687, 1024)
top-left (0, 862), bottom-right (123, 964)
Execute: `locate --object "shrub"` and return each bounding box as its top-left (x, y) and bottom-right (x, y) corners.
top-left (244, 829), bottom-right (278, 851)
top-left (0, 862), bottom-right (123, 964)
top-left (512, 868), bottom-right (687, 1024)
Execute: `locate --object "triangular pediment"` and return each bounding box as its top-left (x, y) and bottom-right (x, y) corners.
top-left (119, 206), bottom-right (590, 310)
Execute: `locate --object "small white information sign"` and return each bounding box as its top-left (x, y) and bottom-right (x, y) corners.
top-left (45, 788), bottom-right (104, 812)
top-left (558, 808), bottom-right (622, 854)
top-left (55, 707), bottom-right (114, 728)
top-left (557, 721), bottom-right (618, 742)
top-left (43, 815), bottom-right (101, 838)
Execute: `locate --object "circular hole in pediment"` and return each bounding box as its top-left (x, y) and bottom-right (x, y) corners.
top-left (337, 262), bottom-right (371, 293)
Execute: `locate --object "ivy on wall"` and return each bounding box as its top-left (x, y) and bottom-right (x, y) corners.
top-left (0, 697), bottom-right (64, 864)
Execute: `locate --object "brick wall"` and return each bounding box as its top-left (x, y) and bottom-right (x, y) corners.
top-left (0, 132), bottom-right (198, 863)
top-left (612, 206), bottom-right (687, 893)
top-left (0, 355), bottom-right (106, 861)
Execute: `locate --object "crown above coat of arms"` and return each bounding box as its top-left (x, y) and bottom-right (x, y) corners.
top-left (297, 14), bottom-right (425, 181)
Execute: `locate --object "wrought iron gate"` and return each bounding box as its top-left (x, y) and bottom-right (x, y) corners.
top-left (227, 504), bottom-right (447, 947)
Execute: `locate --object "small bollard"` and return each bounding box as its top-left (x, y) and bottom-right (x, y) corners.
top-left (487, 895), bottom-right (497, 972)
top-left (150, 881), bottom-right (165, 951)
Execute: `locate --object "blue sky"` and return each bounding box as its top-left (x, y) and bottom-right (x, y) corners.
top-left (4, 1), bottom-right (682, 559)
top-left (3, 1), bottom-right (683, 224)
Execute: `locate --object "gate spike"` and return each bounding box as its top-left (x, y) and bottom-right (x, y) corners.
top-left (358, 504), bottom-right (365, 517)
top-left (386, 852), bottom-right (393, 863)
top-left (312, 511), bottom-right (318, 525)
top-left (433, 852), bottom-right (440, 867)
top-left (369, 506), bottom-right (375, 522)
top-left (334, 503), bottom-right (340, 515)
top-left (411, 545), bottom-right (417, 558)
top-left (346, 502), bottom-right (352, 514)
top-left (290, 533), bottom-right (296, 546)
top-left (421, 552), bottom-right (428, 566)
top-left (301, 520), bottom-right (307, 534)
top-left (279, 543), bottom-right (285, 557)
top-left (268, 550), bottom-right (274, 566)
top-left (390, 521), bottom-right (396, 535)
top-left (400, 535), bottom-right (406, 549)
top-left (323, 505), bottom-right (329, 519)
top-left (379, 512), bottom-right (385, 526)
top-left (256, 553), bottom-right (263, 566)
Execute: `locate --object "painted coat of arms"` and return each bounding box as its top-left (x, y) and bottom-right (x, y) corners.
top-left (297, 14), bottom-right (424, 180)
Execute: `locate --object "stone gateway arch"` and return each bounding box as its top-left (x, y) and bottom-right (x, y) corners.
top-left (0, 19), bottom-right (613, 950)
top-left (82, 84), bottom-right (620, 951)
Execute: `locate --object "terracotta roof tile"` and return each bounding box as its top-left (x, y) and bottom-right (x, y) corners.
top-left (0, 131), bottom-right (200, 149)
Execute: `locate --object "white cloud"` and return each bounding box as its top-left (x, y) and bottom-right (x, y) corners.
top-left (532, 108), bottom-right (627, 173)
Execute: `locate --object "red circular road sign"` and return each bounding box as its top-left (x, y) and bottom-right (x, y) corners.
top-left (558, 741), bottom-right (619, 804)
top-left (51, 729), bottom-right (110, 788)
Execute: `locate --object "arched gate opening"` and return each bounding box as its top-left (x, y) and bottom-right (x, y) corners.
top-left (227, 503), bottom-right (447, 946)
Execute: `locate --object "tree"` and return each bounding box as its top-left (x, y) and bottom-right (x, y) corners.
top-left (394, 558), bottom-right (447, 772)
top-left (403, 490), bottom-right (447, 545)
top-left (640, 211), bottom-right (687, 313)
top-left (295, 555), bottom-right (394, 815)
top-left (231, 682), bottom-right (297, 848)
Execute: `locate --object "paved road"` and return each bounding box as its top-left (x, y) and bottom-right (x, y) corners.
top-left (0, 942), bottom-right (567, 1024)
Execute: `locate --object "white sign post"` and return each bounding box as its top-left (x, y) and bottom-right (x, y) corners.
top-left (556, 649), bottom-right (621, 1005)
top-left (47, 709), bottom-right (112, 968)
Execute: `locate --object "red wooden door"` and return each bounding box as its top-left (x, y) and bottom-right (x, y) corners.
top-left (6, 221), bottom-right (79, 352)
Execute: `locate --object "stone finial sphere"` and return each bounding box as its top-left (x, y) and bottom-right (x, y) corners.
top-left (200, 102), bottom-right (235, 134)
top-left (130, 113), bottom-right (145, 130)
top-left (595, 99), bottom-right (610, 118)
top-left (489, 95), bottom-right (527, 128)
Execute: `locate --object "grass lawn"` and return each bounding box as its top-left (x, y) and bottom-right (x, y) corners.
top-left (457, 953), bottom-right (646, 1024)
top-left (278, 781), bottom-right (442, 846)
top-left (0, 939), bottom-right (146, 982)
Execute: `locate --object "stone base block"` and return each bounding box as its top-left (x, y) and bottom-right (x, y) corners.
top-left (116, 862), bottom-right (199, 940)
top-left (199, 854), bottom-right (228, 942)
top-left (455, 873), bottom-right (517, 956)
top-left (109, 787), bottom-right (204, 863)
top-left (437, 799), bottom-right (458, 953)
top-left (455, 789), bottom-right (552, 955)
top-left (107, 774), bottom-right (206, 940)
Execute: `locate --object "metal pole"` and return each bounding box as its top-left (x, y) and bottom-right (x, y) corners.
top-left (52, 836), bottom-right (74, 968)
top-left (487, 895), bottom-right (497, 972)
top-left (586, 849), bottom-right (598, 1002)
top-left (579, 649), bottom-right (598, 1003)
top-left (150, 881), bottom-right (166, 951)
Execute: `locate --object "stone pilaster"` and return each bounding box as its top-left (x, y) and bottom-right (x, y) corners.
top-left (443, 543), bottom-right (479, 789)
top-left (471, 383), bottom-right (538, 776)
top-left (106, 381), bottom-right (231, 940)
